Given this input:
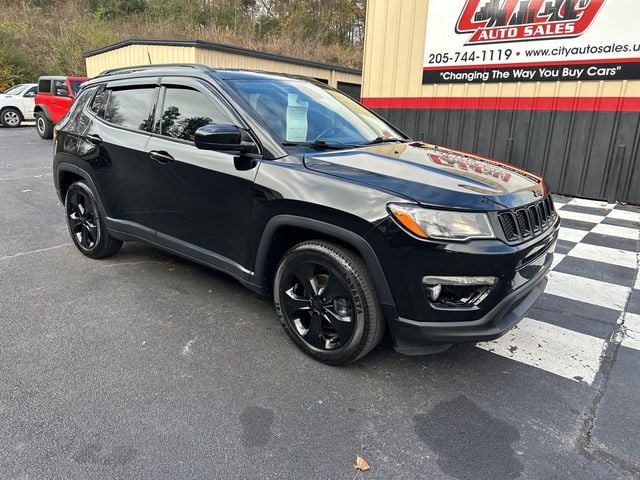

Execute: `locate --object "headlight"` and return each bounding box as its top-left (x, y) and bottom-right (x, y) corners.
top-left (388, 204), bottom-right (495, 241)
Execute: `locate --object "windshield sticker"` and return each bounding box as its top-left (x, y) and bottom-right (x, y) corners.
top-left (286, 93), bottom-right (309, 142)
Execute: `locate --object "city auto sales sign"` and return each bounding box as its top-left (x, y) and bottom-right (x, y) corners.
top-left (423, 0), bottom-right (640, 84)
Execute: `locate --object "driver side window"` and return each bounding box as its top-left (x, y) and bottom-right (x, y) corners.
top-left (160, 87), bottom-right (231, 143)
top-left (53, 80), bottom-right (69, 97)
top-left (24, 86), bottom-right (37, 98)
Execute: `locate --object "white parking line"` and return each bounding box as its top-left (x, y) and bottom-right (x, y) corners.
top-left (623, 313), bottom-right (640, 352)
top-left (609, 209), bottom-right (640, 224)
top-left (558, 227), bottom-right (589, 243)
top-left (551, 253), bottom-right (565, 270)
top-left (476, 318), bottom-right (605, 384)
top-left (569, 198), bottom-right (614, 210)
top-left (591, 223), bottom-right (639, 240)
top-left (568, 243), bottom-right (638, 269)
top-left (558, 209), bottom-right (605, 224)
top-left (546, 271), bottom-right (630, 311)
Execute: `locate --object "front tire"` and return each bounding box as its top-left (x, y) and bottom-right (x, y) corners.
top-left (274, 240), bottom-right (385, 365)
top-left (65, 181), bottom-right (122, 259)
top-left (1, 108), bottom-right (22, 128)
top-left (35, 113), bottom-right (53, 139)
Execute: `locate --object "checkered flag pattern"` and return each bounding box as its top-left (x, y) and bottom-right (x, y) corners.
top-left (477, 196), bottom-right (640, 385)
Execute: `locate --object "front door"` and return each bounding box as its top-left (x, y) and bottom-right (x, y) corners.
top-left (146, 79), bottom-right (259, 271)
top-left (50, 79), bottom-right (73, 123)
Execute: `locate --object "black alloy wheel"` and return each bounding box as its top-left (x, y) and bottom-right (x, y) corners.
top-left (274, 241), bottom-right (385, 365)
top-left (65, 182), bottom-right (122, 259)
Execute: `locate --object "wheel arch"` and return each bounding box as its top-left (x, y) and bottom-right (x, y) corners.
top-left (253, 215), bottom-right (396, 308)
top-left (34, 104), bottom-right (51, 120)
top-left (0, 105), bottom-right (24, 118)
top-left (56, 164), bottom-right (107, 214)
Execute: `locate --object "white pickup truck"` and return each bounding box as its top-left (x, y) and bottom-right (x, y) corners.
top-left (0, 83), bottom-right (38, 128)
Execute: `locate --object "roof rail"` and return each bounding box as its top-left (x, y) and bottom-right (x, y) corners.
top-left (98, 63), bottom-right (209, 77)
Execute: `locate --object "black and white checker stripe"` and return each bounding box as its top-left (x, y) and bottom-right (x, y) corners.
top-left (477, 196), bottom-right (640, 384)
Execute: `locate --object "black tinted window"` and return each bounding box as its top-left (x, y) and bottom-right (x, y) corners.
top-left (161, 87), bottom-right (230, 142)
top-left (38, 79), bottom-right (51, 94)
top-left (63, 87), bottom-right (96, 131)
top-left (103, 87), bottom-right (155, 131)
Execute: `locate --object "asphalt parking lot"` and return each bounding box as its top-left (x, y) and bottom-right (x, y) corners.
top-left (1, 126), bottom-right (639, 480)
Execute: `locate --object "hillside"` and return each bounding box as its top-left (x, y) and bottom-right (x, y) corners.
top-left (0, 0), bottom-right (365, 90)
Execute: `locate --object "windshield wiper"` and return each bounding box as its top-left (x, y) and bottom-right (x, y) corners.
top-left (360, 136), bottom-right (409, 146)
top-left (282, 139), bottom-right (356, 150)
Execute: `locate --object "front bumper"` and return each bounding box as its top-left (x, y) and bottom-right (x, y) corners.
top-left (388, 262), bottom-right (549, 355)
top-left (367, 214), bottom-right (559, 355)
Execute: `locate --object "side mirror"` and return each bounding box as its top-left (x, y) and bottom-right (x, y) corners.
top-left (24, 91), bottom-right (36, 98)
top-left (195, 124), bottom-right (254, 153)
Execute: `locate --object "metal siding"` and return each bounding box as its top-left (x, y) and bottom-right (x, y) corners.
top-left (363, 0), bottom-right (640, 204)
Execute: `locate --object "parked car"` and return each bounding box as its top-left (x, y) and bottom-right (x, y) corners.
top-left (53, 65), bottom-right (559, 365)
top-left (0, 83), bottom-right (38, 128)
top-left (34, 75), bottom-right (88, 139)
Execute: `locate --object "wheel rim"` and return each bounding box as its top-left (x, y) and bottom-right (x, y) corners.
top-left (4, 111), bottom-right (19, 126)
top-left (280, 261), bottom-right (356, 351)
top-left (37, 116), bottom-right (46, 133)
top-left (67, 190), bottom-right (99, 250)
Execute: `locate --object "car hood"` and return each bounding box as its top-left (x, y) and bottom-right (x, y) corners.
top-left (303, 142), bottom-right (546, 210)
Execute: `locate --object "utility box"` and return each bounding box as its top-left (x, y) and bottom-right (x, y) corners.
top-left (362, 0), bottom-right (640, 204)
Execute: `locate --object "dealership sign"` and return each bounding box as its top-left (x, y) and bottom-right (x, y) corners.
top-left (423, 0), bottom-right (640, 83)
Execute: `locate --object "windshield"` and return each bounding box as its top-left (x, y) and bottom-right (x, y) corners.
top-left (226, 78), bottom-right (404, 146)
top-left (4, 84), bottom-right (28, 96)
top-left (70, 80), bottom-right (84, 95)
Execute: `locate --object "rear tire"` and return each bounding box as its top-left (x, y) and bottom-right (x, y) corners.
top-left (65, 181), bottom-right (122, 259)
top-left (274, 240), bottom-right (385, 365)
top-left (1, 108), bottom-right (22, 128)
top-left (35, 113), bottom-right (53, 139)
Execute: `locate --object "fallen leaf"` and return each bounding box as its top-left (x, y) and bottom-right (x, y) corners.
top-left (139, 341), bottom-right (146, 348)
top-left (355, 455), bottom-right (371, 472)
top-left (21, 189), bottom-right (32, 193)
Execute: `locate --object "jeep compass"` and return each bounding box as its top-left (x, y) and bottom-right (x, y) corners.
top-left (53, 65), bottom-right (559, 364)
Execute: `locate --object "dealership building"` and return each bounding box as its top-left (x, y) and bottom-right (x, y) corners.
top-left (83, 38), bottom-right (362, 100)
top-left (361, 0), bottom-right (640, 204)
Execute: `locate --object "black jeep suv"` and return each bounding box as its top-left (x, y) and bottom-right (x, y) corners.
top-left (53, 64), bottom-right (559, 364)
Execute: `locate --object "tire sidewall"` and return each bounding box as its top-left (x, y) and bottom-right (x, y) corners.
top-left (36, 114), bottom-right (52, 139)
top-left (65, 182), bottom-right (103, 256)
top-left (274, 245), bottom-right (370, 363)
top-left (1, 108), bottom-right (22, 128)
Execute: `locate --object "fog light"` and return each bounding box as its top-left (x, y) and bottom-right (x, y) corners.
top-left (425, 284), bottom-right (442, 302)
top-left (422, 276), bottom-right (497, 308)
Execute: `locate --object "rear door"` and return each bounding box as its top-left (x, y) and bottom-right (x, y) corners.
top-left (146, 77), bottom-right (259, 269)
top-left (83, 80), bottom-right (159, 239)
top-left (21, 86), bottom-right (37, 119)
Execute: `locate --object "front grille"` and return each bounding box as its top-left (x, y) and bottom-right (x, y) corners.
top-left (498, 196), bottom-right (556, 243)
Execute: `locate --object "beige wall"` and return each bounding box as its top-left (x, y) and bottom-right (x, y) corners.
top-left (362, 0), bottom-right (640, 100)
top-left (85, 45), bottom-right (197, 77)
top-left (85, 44), bottom-right (361, 88)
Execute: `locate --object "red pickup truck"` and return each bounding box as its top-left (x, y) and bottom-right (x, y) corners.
top-left (34, 76), bottom-right (88, 139)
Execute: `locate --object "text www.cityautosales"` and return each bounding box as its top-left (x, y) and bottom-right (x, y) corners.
top-left (524, 42), bottom-right (640, 58)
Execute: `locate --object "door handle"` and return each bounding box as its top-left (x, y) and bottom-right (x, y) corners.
top-left (86, 134), bottom-right (102, 145)
top-left (149, 150), bottom-right (175, 164)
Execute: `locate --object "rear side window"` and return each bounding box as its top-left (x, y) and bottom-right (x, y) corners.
top-left (102, 87), bottom-right (156, 131)
top-left (160, 87), bottom-right (230, 142)
top-left (90, 87), bottom-right (109, 117)
top-left (38, 79), bottom-right (51, 94)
